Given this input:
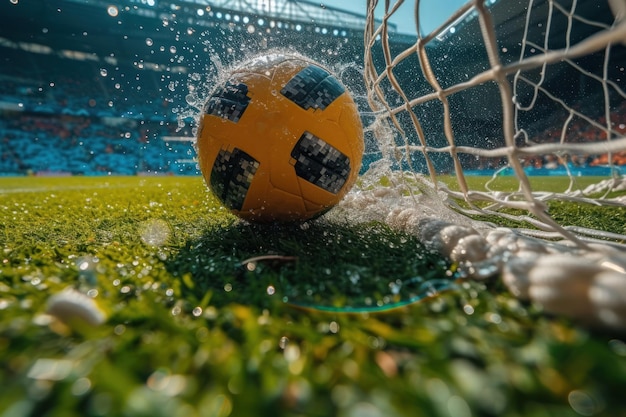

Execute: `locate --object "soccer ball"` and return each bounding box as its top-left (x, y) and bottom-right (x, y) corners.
top-left (196, 54), bottom-right (364, 223)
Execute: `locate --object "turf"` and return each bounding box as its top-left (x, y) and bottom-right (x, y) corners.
top-left (1, 176), bottom-right (626, 417)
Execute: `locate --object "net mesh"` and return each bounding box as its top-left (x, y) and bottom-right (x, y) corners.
top-left (353, 0), bottom-right (626, 329)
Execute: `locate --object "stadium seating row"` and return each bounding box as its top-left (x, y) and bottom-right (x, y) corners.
top-left (1, 45), bottom-right (625, 176)
top-left (0, 113), bottom-right (197, 176)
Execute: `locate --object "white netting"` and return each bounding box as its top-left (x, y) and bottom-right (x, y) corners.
top-left (349, 0), bottom-right (626, 330)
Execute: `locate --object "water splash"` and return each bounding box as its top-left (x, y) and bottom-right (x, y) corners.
top-left (176, 47), bottom-right (368, 139)
top-left (172, 46), bottom-right (461, 312)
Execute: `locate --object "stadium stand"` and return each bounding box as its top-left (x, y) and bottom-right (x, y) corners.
top-left (0, 111), bottom-right (195, 175)
top-left (1, 0), bottom-right (624, 177)
top-left (0, 0), bottom-right (394, 176)
top-left (0, 46), bottom-right (193, 176)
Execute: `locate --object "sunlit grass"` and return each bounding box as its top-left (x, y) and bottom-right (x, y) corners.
top-left (438, 174), bottom-right (610, 192)
top-left (1, 176), bottom-right (625, 417)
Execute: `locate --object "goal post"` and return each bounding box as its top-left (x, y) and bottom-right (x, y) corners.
top-left (356, 0), bottom-right (626, 330)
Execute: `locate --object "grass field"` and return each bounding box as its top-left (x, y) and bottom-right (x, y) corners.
top-left (1, 175), bottom-right (626, 417)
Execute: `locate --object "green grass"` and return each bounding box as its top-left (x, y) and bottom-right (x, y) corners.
top-left (1, 176), bottom-right (626, 417)
top-left (439, 174), bottom-right (612, 192)
top-left (434, 175), bottom-right (626, 236)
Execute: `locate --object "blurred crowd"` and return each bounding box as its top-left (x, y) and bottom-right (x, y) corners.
top-left (464, 100), bottom-right (626, 173)
top-left (0, 114), bottom-right (196, 175)
top-left (1, 46), bottom-right (625, 177)
top-left (0, 48), bottom-right (198, 176)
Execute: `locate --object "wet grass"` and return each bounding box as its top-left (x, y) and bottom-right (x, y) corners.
top-left (1, 176), bottom-right (626, 417)
top-left (435, 175), bottom-right (626, 237)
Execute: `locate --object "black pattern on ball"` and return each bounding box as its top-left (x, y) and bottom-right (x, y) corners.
top-left (210, 148), bottom-right (259, 210)
top-left (291, 131), bottom-right (350, 194)
top-left (205, 81), bottom-right (251, 122)
top-left (280, 65), bottom-right (345, 111)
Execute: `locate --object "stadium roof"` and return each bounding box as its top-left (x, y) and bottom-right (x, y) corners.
top-left (1, 0), bottom-right (407, 68)
top-left (180, 0), bottom-right (395, 33)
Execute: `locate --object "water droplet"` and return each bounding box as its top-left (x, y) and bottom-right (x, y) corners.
top-left (266, 285), bottom-right (275, 295)
top-left (71, 377), bottom-right (92, 396)
top-left (388, 280), bottom-right (401, 295)
top-left (568, 390), bottom-right (598, 416)
top-left (329, 321), bottom-right (339, 333)
top-left (486, 312), bottom-right (502, 324)
top-left (284, 344), bottom-right (300, 362)
top-left (192, 307), bottom-right (202, 317)
top-left (279, 336), bottom-right (289, 349)
top-left (100, 68), bottom-right (108, 77)
top-left (145, 37), bottom-right (153, 46)
top-left (608, 339), bottom-right (626, 356)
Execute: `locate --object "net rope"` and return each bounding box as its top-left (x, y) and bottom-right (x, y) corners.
top-left (349, 0), bottom-right (626, 330)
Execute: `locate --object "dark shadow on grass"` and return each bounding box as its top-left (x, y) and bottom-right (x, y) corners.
top-left (165, 218), bottom-right (456, 311)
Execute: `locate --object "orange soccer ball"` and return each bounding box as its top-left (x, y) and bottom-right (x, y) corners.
top-left (196, 54), bottom-right (364, 223)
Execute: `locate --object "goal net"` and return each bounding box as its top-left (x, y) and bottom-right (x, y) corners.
top-left (353, 0), bottom-right (626, 329)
